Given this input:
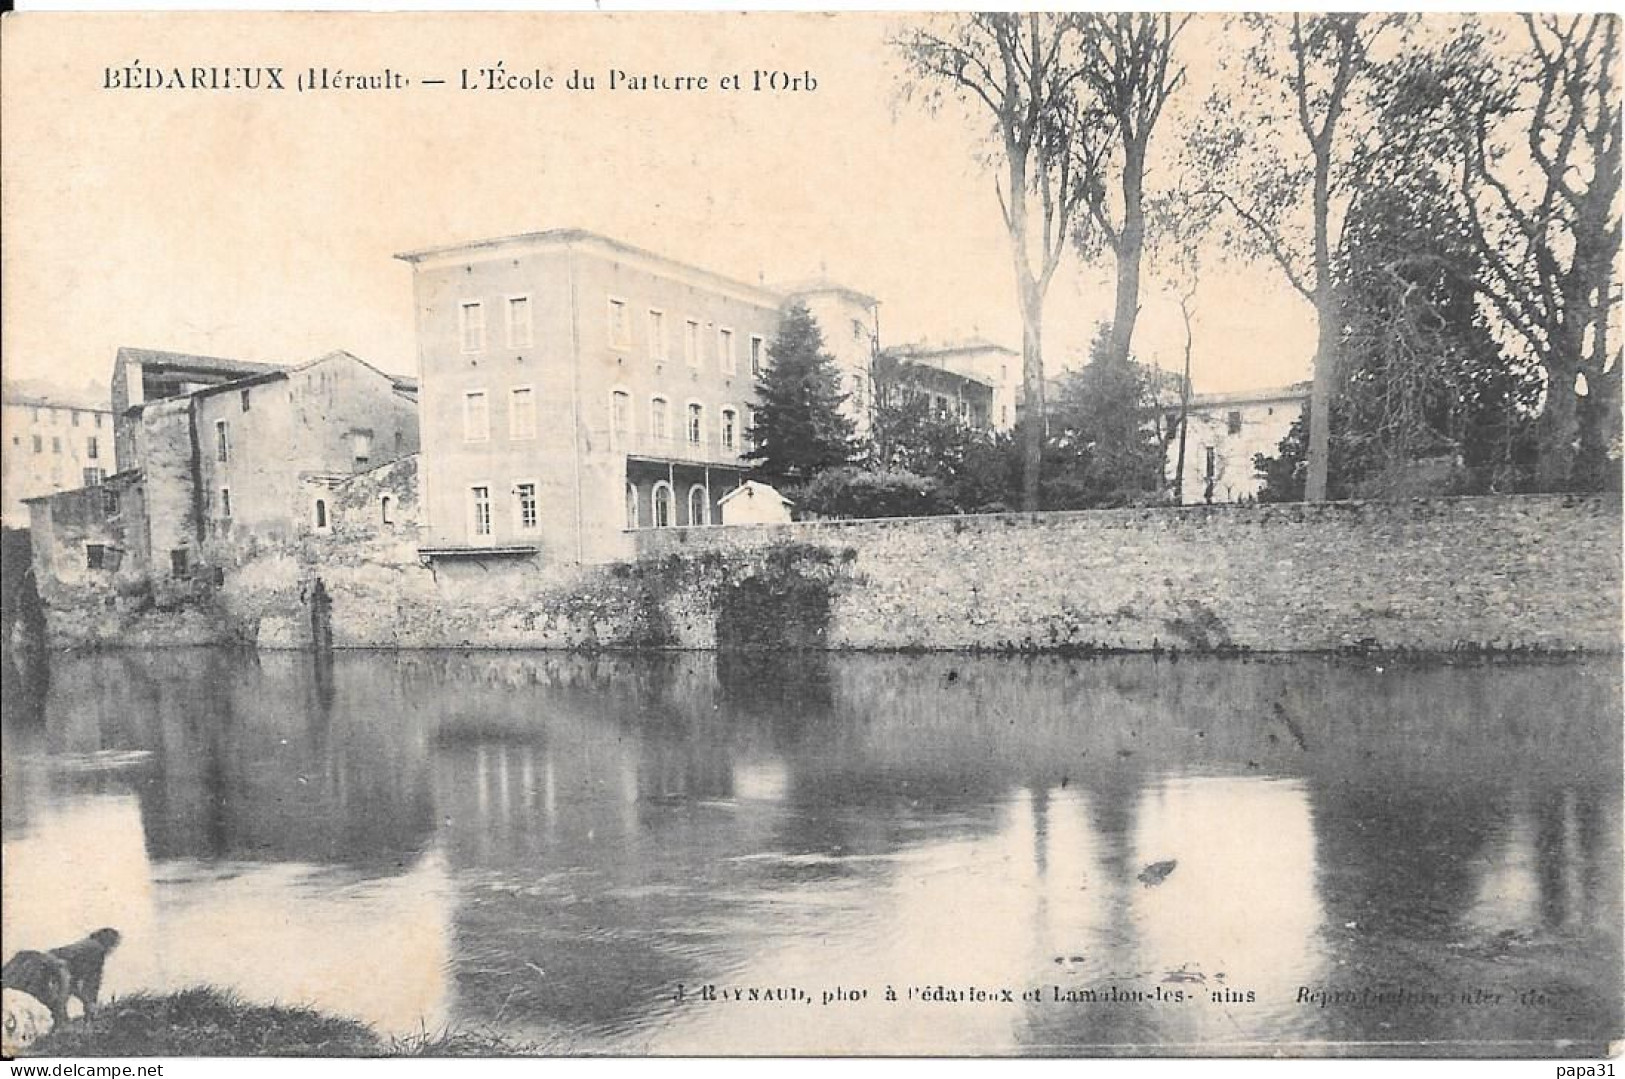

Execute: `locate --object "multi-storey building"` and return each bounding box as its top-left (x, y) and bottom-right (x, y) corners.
top-left (1, 389), bottom-right (116, 526)
top-left (110, 348), bottom-right (288, 471)
top-left (397, 229), bottom-right (876, 563)
top-left (27, 349), bottom-right (419, 591)
top-left (884, 338), bottom-right (1019, 431)
top-left (1167, 382), bottom-right (1309, 504)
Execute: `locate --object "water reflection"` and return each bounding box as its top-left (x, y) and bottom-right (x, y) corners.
top-left (1, 650), bottom-right (1619, 1054)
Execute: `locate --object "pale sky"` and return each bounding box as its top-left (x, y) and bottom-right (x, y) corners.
top-left (1, 12), bottom-right (1318, 399)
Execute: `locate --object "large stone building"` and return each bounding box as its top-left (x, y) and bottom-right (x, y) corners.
top-left (1, 388), bottom-right (116, 526)
top-left (1168, 382), bottom-right (1310, 504)
top-left (397, 229), bottom-right (886, 564)
top-left (28, 349), bottom-right (419, 593)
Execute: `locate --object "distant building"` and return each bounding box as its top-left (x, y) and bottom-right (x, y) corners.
top-left (884, 338), bottom-right (1019, 431)
top-left (1, 388), bottom-right (116, 526)
top-left (28, 349), bottom-right (418, 592)
top-left (1168, 382), bottom-right (1310, 504)
top-left (872, 349), bottom-right (995, 430)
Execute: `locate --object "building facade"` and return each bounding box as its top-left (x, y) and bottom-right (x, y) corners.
top-left (28, 349), bottom-right (419, 593)
top-left (1, 391), bottom-right (116, 526)
top-left (885, 339), bottom-right (1019, 431)
top-left (1168, 382), bottom-right (1310, 504)
top-left (399, 230), bottom-right (882, 563)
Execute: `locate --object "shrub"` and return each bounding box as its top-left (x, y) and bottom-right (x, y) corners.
top-left (796, 468), bottom-right (951, 519)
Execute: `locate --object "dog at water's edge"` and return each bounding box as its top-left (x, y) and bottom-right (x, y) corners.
top-left (2, 927), bottom-right (123, 1051)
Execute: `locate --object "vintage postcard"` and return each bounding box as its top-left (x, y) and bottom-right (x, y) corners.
top-left (1, 9), bottom-right (1620, 1068)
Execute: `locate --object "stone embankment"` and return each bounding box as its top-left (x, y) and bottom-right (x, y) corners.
top-left (31, 494), bottom-right (1624, 655)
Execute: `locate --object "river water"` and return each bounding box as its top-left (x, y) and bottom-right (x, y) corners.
top-left (1, 649), bottom-right (1619, 1056)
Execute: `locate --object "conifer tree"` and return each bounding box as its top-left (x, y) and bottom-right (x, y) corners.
top-left (745, 304), bottom-right (859, 480)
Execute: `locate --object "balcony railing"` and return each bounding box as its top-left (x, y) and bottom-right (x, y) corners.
top-left (604, 429), bottom-right (750, 467)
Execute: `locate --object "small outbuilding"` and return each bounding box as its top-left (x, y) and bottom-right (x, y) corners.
top-left (718, 481), bottom-right (794, 526)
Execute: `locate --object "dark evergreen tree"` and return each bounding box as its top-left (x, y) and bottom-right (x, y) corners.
top-left (1041, 322), bottom-right (1168, 508)
top-left (744, 304), bottom-right (859, 481)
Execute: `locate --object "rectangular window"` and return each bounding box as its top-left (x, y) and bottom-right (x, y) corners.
top-left (95, 413), bottom-right (104, 428)
top-left (215, 420), bottom-right (230, 462)
top-left (71, 410), bottom-right (81, 427)
top-left (647, 309), bottom-right (667, 361)
top-left (471, 485), bottom-right (493, 537)
top-left (507, 295), bottom-right (533, 348)
top-left (86, 437), bottom-right (99, 460)
top-left (611, 391), bottom-right (631, 444)
top-left (82, 467), bottom-right (105, 487)
top-left (510, 387), bottom-right (537, 440)
top-left (103, 488), bottom-right (121, 516)
top-left (241, 388), bottom-right (252, 412)
top-left (86, 544), bottom-right (106, 570)
top-left (650, 397), bottom-right (669, 440)
top-left (721, 409), bottom-right (737, 451)
top-left (52, 436), bottom-right (61, 454)
top-left (718, 328), bottom-right (735, 373)
top-left (1226, 410), bottom-right (1243, 435)
top-left (32, 435), bottom-right (41, 454)
top-left (352, 431), bottom-right (372, 466)
top-left (685, 319), bottom-right (701, 368)
top-left (170, 548), bottom-right (190, 578)
top-left (460, 301), bottom-right (486, 353)
top-left (220, 487), bottom-right (232, 519)
top-left (515, 482), bottom-right (538, 530)
top-left (463, 390), bottom-right (489, 442)
top-left (687, 402), bottom-right (703, 445)
top-left (607, 297), bottom-right (631, 349)
top-left (750, 335), bottom-right (764, 378)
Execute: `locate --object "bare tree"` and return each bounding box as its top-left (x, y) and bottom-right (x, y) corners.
top-left (897, 14), bottom-right (1094, 511)
top-left (1190, 14), bottom-right (1401, 502)
top-left (1450, 15), bottom-right (1621, 489)
top-left (1075, 13), bottom-right (1191, 371)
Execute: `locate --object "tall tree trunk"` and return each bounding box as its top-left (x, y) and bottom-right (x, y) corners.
top-left (1305, 142), bottom-right (1337, 502)
top-left (1020, 284), bottom-right (1046, 511)
top-left (1174, 294), bottom-right (1194, 504)
top-left (1107, 147), bottom-right (1148, 368)
top-left (1535, 345), bottom-right (1582, 490)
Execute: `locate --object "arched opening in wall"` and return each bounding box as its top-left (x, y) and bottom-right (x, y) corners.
top-left (380, 495), bottom-right (394, 525)
top-left (314, 499), bottom-right (329, 531)
top-left (687, 484), bottom-right (710, 526)
top-left (625, 482), bottom-right (640, 529)
top-left (652, 482), bottom-right (673, 528)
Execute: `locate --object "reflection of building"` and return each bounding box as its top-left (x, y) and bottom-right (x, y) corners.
top-left (1, 389), bottom-right (116, 526)
top-left (1168, 382), bottom-right (1309, 505)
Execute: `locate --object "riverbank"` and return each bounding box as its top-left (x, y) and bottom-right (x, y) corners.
top-left (13, 987), bottom-right (543, 1057)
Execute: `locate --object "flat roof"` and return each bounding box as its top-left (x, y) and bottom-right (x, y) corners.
top-left (115, 346), bottom-right (285, 378)
top-left (1187, 382), bottom-right (1311, 408)
top-left (396, 227), bottom-right (874, 310)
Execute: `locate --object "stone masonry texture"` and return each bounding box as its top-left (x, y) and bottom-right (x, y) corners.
top-left (32, 494), bottom-right (1624, 654)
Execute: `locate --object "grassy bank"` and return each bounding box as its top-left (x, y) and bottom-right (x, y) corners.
top-left (16, 987), bottom-right (544, 1057)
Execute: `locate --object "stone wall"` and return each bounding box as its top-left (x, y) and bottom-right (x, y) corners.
top-left (31, 493), bottom-right (1623, 655)
top-left (632, 494), bottom-right (1623, 653)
